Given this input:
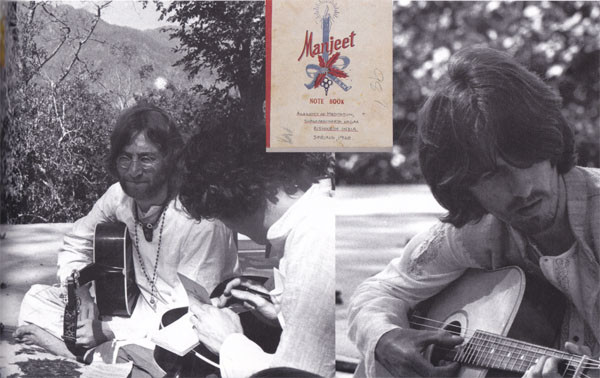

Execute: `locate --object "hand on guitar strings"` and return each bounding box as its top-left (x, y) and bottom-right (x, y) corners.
top-left (216, 278), bottom-right (280, 325)
top-left (189, 303), bottom-right (243, 354)
top-left (524, 342), bottom-right (594, 378)
top-left (375, 328), bottom-right (463, 377)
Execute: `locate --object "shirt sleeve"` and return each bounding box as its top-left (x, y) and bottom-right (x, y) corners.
top-left (269, 214), bottom-right (336, 377)
top-left (56, 184), bottom-right (120, 283)
top-left (347, 221), bottom-right (484, 378)
top-left (217, 206), bottom-right (335, 377)
top-left (177, 218), bottom-right (240, 294)
top-left (219, 334), bottom-right (274, 378)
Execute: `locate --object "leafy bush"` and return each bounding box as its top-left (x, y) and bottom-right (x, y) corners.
top-left (337, 1), bottom-right (599, 185)
top-left (3, 75), bottom-right (114, 223)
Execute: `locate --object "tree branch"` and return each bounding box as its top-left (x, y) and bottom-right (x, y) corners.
top-left (57, 1), bottom-right (111, 85)
top-left (34, 4), bottom-right (71, 75)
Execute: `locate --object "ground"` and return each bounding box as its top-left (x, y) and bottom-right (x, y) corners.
top-left (1, 223), bottom-right (82, 377)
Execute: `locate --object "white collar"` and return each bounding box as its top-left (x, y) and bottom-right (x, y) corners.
top-left (266, 184), bottom-right (328, 251)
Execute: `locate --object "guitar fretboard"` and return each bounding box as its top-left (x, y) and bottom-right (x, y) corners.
top-left (454, 330), bottom-right (587, 377)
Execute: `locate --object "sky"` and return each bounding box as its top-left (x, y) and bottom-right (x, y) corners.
top-left (61, 0), bottom-right (174, 30)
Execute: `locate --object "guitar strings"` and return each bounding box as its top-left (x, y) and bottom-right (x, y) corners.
top-left (411, 318), bottom-right (600, 368)
top-left (406, 322), bottom-right (596, 378)
top-left (411, 314), bottom-right (599, 365)
top-left (409, 317), bottom-right (599, 371)
top-left (407, 324), bottom-right (599, 376)
top-left (408, 316), bottom-right (600, 373)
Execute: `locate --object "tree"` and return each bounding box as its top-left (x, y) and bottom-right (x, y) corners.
top-left (134, 85), bottom-right (208, 142)
top-left (153, 1), bottom-right (266, 124)
top-left (337, 1), bottom-right (600, 185)
top-left (2, 2), bottom-right (114, 223)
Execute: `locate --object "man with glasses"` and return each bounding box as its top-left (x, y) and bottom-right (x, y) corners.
top-left (15, 104), bottom-right (239, 372)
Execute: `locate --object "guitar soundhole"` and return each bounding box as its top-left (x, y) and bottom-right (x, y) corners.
top-left (429, 320), bottom-right (462, 367)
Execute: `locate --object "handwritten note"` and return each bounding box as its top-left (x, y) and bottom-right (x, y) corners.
top-left (266, 0), bottom-right (393, 152)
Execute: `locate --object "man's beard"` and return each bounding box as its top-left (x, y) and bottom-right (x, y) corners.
top-left (507, 197), bottom-right (556, 235)
top-left (509, 213), bottom-right (555, 235)
top-left (119, 174), bottom-right (168, 202)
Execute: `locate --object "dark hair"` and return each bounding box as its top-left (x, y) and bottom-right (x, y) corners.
top-left (418, 47), bottom-right (576, 228)
top-left (179, 113), bottom-right (332, 221)
top-left (107, 103), bottom-right (183, 196)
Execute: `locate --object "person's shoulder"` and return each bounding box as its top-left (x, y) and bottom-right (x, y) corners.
top-left (168, 197), bottom-right (232, 232)
top-left (407, 214), bottom-right (507, 269)
top-left (104, 182), bottom-right (126, 197)
top-left (93, 182), bottom-right (129, 208)
top-left (457, 213), bottom-right (508, 247)
top-left (289, 192), bottom-right (334, 241)
top-left (412, 214), bottom-right (504, 245)
top-left (575, 166), bottom-right (600, 188)
top-left (565, 166), bottom-right (600, 199)
top-left (299, 185), bottom-right (334, 223)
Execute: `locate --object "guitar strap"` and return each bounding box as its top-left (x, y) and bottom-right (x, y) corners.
top-left (63, 270), bottom-right (90, 361)
top-left (62, 263), bottom-right (127, 361)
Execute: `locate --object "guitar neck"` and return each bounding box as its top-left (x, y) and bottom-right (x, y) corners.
top-left (453, 330), bottom-right (592, 377)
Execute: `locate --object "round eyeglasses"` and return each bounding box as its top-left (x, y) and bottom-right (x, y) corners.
top-left (116, 154), bottom-right (160, 170)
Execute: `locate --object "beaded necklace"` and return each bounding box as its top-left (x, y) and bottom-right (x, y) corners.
top-left (133, 208), bottom-right (166, 306)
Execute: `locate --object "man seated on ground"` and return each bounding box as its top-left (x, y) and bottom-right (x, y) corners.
top-left (178, 113), bottom-right (335, 378)
top-left (348, 47), bottom-right (599, 378)
top-left (15, 104), bottom-right (239, 374)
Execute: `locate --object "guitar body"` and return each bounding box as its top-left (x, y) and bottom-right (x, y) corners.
top-left (63, 222), bottom-right (140, 358)
top-left (419, 267), bottom-right (526, 378)
top-left (375, 266), bottom-right (568, 377)
top-left (93, 222), bottom-right (139, 317)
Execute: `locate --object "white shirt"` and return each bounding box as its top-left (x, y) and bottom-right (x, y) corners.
top-left (57, 183), bottom-right (240, 341)
top-left (348, 166), bottom-right (600, 378)
top-left (219, 184), bottom-right (335, 378)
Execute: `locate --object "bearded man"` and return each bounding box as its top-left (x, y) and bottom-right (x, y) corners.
top-left (349, 47), bottom-right (599, 378)
top-left (15, 104), bottom-right (239, 374)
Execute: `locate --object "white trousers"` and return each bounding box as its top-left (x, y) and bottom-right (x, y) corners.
top-left (18, 284), bottom-right (161, 363)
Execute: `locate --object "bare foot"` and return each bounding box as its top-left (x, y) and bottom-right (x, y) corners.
top-left (14, 324), bottom-right (76, 359)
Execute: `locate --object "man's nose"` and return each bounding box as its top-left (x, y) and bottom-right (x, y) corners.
top-left (128, 160), bottom-right (143, 177)
top-left (510, 169), bottom-right (533, 198)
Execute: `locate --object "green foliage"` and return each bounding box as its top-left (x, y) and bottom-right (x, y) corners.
top-left (337, 1), bottom-right (599, 185)
top-left (4, 75), bottom-right (114, 223)
top-left (133, 86), bottom-right (208, 142)
top-left (156, 1), bottom-right (266, 125)
top-left (2, 3), bottom-right (115, 223)
top-left (2, 2), bottom-right (216, 224)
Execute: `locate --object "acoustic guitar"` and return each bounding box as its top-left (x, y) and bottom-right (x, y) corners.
top-left (62, 222), bottom-right (139, 358)
top-left (374, 266), bottom-right (599, 378)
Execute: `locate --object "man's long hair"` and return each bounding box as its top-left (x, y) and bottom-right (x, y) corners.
top-left (179, 113), bottom-right (332, 221)
top-left (418, 47), bottom-right (576, 227)
top-left (107, 104), bottom-right (184, 197)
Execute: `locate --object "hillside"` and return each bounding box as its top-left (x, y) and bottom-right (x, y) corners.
top-left (21, 3), bottom-right (213, 106)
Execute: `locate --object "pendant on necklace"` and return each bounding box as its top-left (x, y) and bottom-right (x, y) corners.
top-left (150, 297), bottom-right (156, 305)
top-left (142, 224), bottom-right (153, 242)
